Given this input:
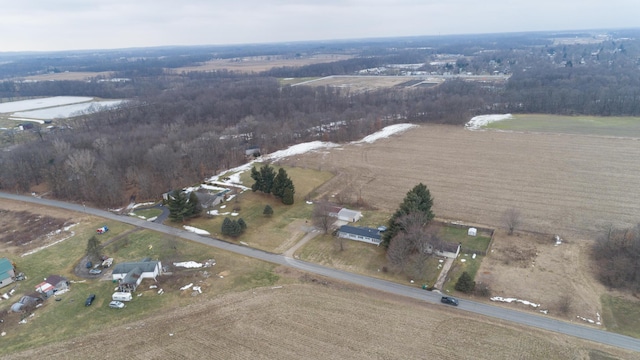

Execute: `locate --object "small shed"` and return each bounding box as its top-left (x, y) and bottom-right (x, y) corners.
top-left (35, 275), bottom-right (69, 297)
top-left (468, 227), bottom-right (477, 236)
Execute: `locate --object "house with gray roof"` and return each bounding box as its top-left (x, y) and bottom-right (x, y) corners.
top-left (0, 258), bottom-right (16, 290)
top-left (338, 225), bottom-right (383, 245)
top-left (112, 259), bottom-right (162, 292)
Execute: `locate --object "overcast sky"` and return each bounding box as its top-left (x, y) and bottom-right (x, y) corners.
top-left (1, 0), bottom-right (638, 52)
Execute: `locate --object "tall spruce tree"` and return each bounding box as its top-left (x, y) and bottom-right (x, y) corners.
top-left (259, 164), bottom-right (276, 194)
top-left (86, 235), bottom-right (101, 262)
top-left (273, 168), bottom-right (295, 200)
top-left (381, 183), bottom-right (434, 247)
top-left (282, 186), bottom-right (295, 205)
top-left (250, 166), bottom-right (263, 192)
top-left (221, 217), bottom-right (233, 236)
top-left (168, 190), bottom-right (190, 222)
top-left (238, 218), bottom-right (247, 231)
top-left (187, 191), bottom-right (202, 217)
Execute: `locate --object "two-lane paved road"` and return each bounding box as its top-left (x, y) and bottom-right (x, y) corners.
top-left (2, 192), bottom-right (639, 352)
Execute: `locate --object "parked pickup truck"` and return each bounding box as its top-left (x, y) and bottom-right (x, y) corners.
top-left (101, 258), bottom-right (114, 268)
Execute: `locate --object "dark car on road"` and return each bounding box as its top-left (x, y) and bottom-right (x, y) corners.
top-left (85, 294), bottom-right (96, 306)
top-left (441, 296), bottom-right (459, 306)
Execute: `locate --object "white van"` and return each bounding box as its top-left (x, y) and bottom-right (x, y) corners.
top-left (112, 292), bottom-right (133, 302)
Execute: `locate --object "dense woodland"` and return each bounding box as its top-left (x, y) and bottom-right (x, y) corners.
top-left (1, 30), bottom-right (639, 207)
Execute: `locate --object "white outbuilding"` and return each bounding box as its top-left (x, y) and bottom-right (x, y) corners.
top-left (468, 227), bottom-right (477, 236)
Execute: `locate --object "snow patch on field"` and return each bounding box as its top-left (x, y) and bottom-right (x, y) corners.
top-left (8, 117), bottom-right (45, 124)
top-left (173, 261), bottom-right (203, 268)
top-left (465, 114), bottom-right (513, 130)
top-left (14, 100), bottom-right (126, 119)
top-left (183, 226), bottom-right (210, 235)
top-left (264, 141), bottom-right (341, 161)
top-left (490, 296), bottom-right (540, 308)
top-left (354, 123), bottom-right (417, 143)
top-left (21, 223), bottom-right (78, 257)
top-left (0, 96), bottom-right (93, 113)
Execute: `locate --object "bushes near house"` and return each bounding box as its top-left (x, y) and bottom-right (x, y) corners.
top-left (455, 271), bottom-right (475, 293)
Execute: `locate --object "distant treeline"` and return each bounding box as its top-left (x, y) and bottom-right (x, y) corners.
top-left (2, 30), bottom-right (640, 206)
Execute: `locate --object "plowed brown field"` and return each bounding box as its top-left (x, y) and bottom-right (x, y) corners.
top-left (297, 124), bottom-right (640, 240)
top-left (5, 280), bottom-right (635, 360)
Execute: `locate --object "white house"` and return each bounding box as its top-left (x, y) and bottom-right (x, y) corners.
top-left (112, 259), bottom-right (162, 292)
top-left (338, 225), bottom-right (382, 245)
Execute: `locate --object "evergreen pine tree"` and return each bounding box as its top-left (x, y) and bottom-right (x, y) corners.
top-left (382, 183), bottom-right (434, 247)
top-left (282, 186), bottom-right (295, 205)
top-left (222, 217), bottom-right (233, 236)
top-left (187, 191), bottom-right (202, 217)
top-left (86, 235), bottom-right (101, 261)
top-left (263, 204), bottom-right (274, 216)
top-left (250, 166), bottom-right (262, 192)
top-left (168, 190), bottom-right (189, 222)
top-left (272, 168), bottom-right (288, 198)
top-left (238, 218), bottom-right (247, 231)
top-left (455, 271), bottom-right (475, 293)
top-left (229, 219), bottom-right (242, 237)
top-left (259, 164), bottom-right (276, 194)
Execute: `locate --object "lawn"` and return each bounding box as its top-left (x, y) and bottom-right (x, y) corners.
top-left (438, 225), bottom-right (492, 253)
top-left (130, 207), bottom-right (162, 220)
top-left (600, 294), bottom-right (640, 338)
top-left (183, 164), bottom-right (334, 252)
top-left (297, 234), bottom-right (440, 286)
top-left (442, 254), bottom-right (484, 295)
top-left (485, 114), bottom-right (640, 137)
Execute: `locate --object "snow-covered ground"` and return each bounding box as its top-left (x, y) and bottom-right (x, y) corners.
top-left (205, 123), bottom-right (417, 187)
top-left (13, 100), bottom-right (126, 119)
top-left (173, 261), bottom-right (203, 268)
top-left (354, 123), bottom-right (418, 144)
top-left (183, 226), bottom-right (210, 235)
top-left (465, 114), bottom-right (513, 130)
top-left (0, 96), bottom-right (93, 113)
top-left (263, 141), bottom-right (341, 161)
top-left (8, 117), bottom-right (45, 124)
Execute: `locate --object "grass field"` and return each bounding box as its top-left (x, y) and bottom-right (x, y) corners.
top-left (438, 225), bottom-right (492, 253)
top-left (181, 164), bottom-right (334, 252)
top-left (5, 282), bottom-right (637, 360)
top-left (601, 295), bottom-right (640, 338)
top-left (486, 114), bottom-right (640, 137)
top-left (130, 207), bottom-right (162, 219)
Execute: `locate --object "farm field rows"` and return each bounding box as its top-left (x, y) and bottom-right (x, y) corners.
top-left (5, 282), bottom-right (635, 360)
top-left (296, 124), bottom-right (640, 240)
top-left (175, 54), bottom-right (353, 73)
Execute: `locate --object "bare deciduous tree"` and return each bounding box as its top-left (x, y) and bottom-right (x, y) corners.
top-left (312, 200), bottom-right (334, 234)
top-left (503, 208), bottom-right (521, 235)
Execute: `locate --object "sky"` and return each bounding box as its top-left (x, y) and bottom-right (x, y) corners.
top-left (1, 0), bottom-right (638, 52)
